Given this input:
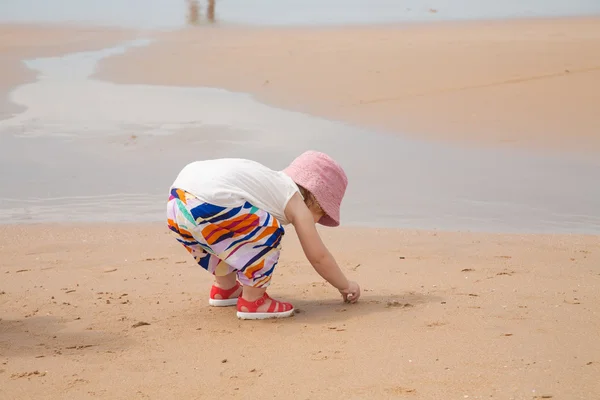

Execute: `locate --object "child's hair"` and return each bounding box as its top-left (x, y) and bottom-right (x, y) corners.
top-left (297, 185), bottom-right (322, 211)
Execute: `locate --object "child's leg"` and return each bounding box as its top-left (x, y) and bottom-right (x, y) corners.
top-left (235, 255), bottom-right (277, 301)
top-left (182, 243), bottom-right (243, 302)
top-left (232, 242), bottom-right (294, 318)
top-left (213, 271), bottom-right (237, 290)
top-left (237, 281), bottom-right (293, 317)
top-left (170, 192), bottom-right (293, 318)
top-left (211, 259), bottom-right (243, 299)
top-left (241, 285), bottom-right (266, 301)
top-left (194, 203), bottom-right (293, 318)
top-left (167, 190), bottom-right (241, 303)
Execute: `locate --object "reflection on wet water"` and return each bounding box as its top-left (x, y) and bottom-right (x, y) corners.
top-left (187, 0), bottom-right (216, 26)
top-left (0, 41), bottom-right (599, 234)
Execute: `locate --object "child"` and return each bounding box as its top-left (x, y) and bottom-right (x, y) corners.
top-left (166, 150), bottom-right (360, 320)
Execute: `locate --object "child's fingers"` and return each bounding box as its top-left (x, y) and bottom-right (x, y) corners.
top-left (346, 293), bottom-right (358, 303)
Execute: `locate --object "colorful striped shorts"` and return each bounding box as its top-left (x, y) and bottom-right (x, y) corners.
top-left (166, 188), bottom-right (285, 288)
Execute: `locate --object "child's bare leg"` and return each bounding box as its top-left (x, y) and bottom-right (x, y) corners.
top-left (214, 271), bottom-right (237, 290)
top-left (241, 285), bottom-right (266, 301)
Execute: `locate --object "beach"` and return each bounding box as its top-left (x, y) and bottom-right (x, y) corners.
top-left (1, 5), bottom-right (600, 400)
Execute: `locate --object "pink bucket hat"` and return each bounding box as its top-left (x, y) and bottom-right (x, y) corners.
top-left (283, 150), bottom-right (348, 227)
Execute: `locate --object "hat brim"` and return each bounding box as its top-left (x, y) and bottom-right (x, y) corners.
top-left (318, 213), bottom-right (339, 227)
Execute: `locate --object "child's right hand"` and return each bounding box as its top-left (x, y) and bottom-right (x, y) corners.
top-left (339, 281), bottom-right (361, 303)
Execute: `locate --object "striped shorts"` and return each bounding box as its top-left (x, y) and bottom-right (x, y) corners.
top-left (166, 188), bottom-right (285, 288)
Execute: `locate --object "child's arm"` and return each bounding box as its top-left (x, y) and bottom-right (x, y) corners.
top-left (285, 193), bottom-right (361, 303)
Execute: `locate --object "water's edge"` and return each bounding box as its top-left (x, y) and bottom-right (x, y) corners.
top-left (0, 39), bottom-right (599, 234)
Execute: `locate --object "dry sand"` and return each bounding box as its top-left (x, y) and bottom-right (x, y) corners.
top-left (0, 24), bottom-right (130, 120)
top-left (1, 224), bottom-right (599, 399)
top-left (95, 17), bottom-right (600, 153)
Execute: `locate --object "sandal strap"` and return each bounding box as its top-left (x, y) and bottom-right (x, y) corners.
top-left (267, 297), bottom-right (278, 312)
top-left (210, 282), bottom-right (241, 299)
top-left (238, 293), bottom-right (292, 313)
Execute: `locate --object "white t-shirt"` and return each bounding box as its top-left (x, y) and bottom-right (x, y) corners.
top-left (171, 158), bottom-right (301, 225)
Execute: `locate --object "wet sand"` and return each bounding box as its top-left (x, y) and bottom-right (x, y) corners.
top-left (1, 224), bottom-right (599, 399)
top-left (0, 24), bottom-right (130, 120)
top-left (95, 17), bottom-right (600, 153)
top-left (2, 24), bottom-right (598, 232)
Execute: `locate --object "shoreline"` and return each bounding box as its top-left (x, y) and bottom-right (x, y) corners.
top-left (3, 220), bottom-right (600, 237)
top-left (0, 23), bottom-right (132, 121)
top-left (2, 221), bottom-right (600, 248)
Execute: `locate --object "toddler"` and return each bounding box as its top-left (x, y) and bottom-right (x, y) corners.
top-left (167, 150), bottom-right (360, 319)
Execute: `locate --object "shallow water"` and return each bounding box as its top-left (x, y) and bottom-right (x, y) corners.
top-left (0, 40), bottom-right (599, 234)
top-left (0, 0), bottom-right (599, 29)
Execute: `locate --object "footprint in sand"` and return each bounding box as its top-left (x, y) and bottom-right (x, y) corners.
top-left (11, 370), bottom-right (46, 379)
top-left (426, 321), bottom-right (447, 328)
top-left (386, 301), bottom-right (414, 309)
top-left (496, 269), bottom-right (516, 276)
top-left (385, 386), bottom-right (416, 395)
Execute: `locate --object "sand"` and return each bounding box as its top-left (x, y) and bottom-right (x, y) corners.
top-left (94, 17), bottom-right (600, 153)
top-left (0, 24), bottom-right (131, 121)
top-left (1, 224), bottom-right (599, 399)
top-left (1, 18), bottom-right (600, 400)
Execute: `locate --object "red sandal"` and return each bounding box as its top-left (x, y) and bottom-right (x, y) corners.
top-left (236, 293), bottom-right (294, 320)
top-left (209, 282), bottom-right (242, 307)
